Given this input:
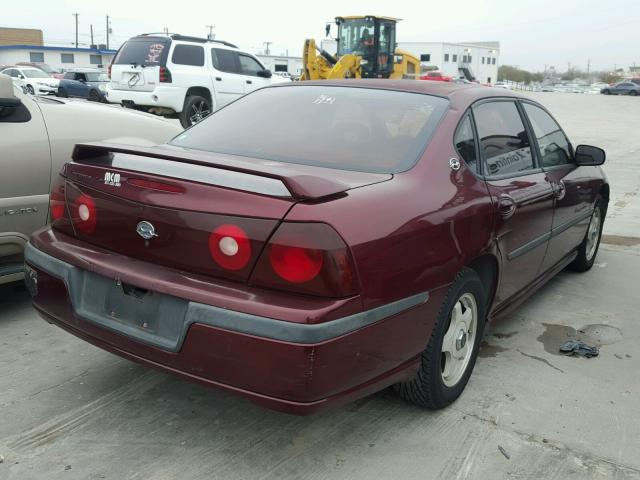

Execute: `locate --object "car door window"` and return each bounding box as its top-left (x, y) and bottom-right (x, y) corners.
top-left (453, 114), bottom-right (479, 174)
top-left (171, 44), bottom-right (205, 66)
top-left (473, 101), bottom-right (535, 177)
top-left (523, 103), bottom-right (573, 168)
top-left (212, 49), bottom-right (240, 74)
top-left (77, 73), bottom-right (87, 82)
top-left (238, 54), bottom-right (264, 76)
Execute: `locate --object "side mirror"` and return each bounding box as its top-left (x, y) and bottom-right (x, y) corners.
top-left (18, 74), bottom-right (25, 79)
top-left (0, 73), bottom-right (19, 107)
top-left (259, 69), bottom-right (272, 78)
top-left (575, 145), bottom-right (606, 166)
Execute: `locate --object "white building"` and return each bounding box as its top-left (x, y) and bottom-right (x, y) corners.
top-left (0, 45), bottom-right (117, 70)
top-left (398, 41), bottom-right (500, 84)
top-left (256, 54), bottom-right (303, 76)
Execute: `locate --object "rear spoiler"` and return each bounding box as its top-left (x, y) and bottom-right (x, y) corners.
top-left (72, 142), bottom-right (376, 201)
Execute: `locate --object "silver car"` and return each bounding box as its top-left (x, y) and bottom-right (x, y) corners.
top-left (0, 74), bottom-right (181, 284)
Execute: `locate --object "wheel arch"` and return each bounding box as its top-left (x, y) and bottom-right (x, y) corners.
top-left (185, 86), bottom-right (213, 106)
top-left (466, 254), bottom-right (500, 318)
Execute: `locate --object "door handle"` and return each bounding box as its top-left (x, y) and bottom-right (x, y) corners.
top-left (246, 80), bottom-right (252, 84)
top-left (498, 194), bottom-right (517, 219)
top-left (215, 77), bottom-right (222, 81)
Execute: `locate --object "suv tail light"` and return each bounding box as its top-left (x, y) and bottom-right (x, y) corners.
top-left (250, 222), bottom-right (358, 297)
top-left (159, 66), bottom-right (172, 83)
top-left (108, 63), bottom-right (112, 79)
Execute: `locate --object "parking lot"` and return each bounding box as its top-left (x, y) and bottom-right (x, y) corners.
top-left (1, 92), bottom-right (639, 479)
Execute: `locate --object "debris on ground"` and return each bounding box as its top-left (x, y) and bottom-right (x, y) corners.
top-left (0, 455), bottom-right (4, 464)
top-left (559, 340), bottom-right (599, 358)
top-left (498, 445), bottom-right (510, 460)
top-left (65, 465), bottom-right (72, 471)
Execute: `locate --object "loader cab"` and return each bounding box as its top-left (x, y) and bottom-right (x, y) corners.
top-left (335, 16), bottom-right (397, 78)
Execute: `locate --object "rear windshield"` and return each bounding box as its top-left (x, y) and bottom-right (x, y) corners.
top-left (113, 37), bottom-right (170, 66)
top-left (170, 86), bottom-right (448, 173)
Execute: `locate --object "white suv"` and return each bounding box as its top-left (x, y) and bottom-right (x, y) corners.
top-left (106, 34), bottom-right (286, 127)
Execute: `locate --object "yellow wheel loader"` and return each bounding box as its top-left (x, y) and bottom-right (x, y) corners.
top-left (300, 16), bottom-right (420, 81)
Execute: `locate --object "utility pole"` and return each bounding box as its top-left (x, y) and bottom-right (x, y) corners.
top-left (587, 59), bottom-right (590, 75)
top-left (72, 13), bottom-right (79, 48)
top-left (205, 25), bottom-right (215, 40)
top-left (90, 24), bottom-right (94, 47)
top-left (163, 27), bottom-right (169, 34)
top-left (263, 41), bottom-right (272, 56)
top-left (106, 15), bottom-right (110, 49)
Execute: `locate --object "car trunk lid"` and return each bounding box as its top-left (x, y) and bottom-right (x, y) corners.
top-left (57, 142), bottom-right (390, 283)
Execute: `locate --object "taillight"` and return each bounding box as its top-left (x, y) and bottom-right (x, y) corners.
top-left (159, 66), bottom-right (172, 83)
top-left (49, 180), bottom-right (66, 223)
top-left (73, 194), bottom-right (97, 234)
top-left (108, 63), bottom-right (112, 79)
top-left (209, 224), bottom-right (251, 271)
top-left (251, 222), bottom-right (358, 297)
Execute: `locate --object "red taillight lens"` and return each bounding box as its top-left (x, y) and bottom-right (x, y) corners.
top-left (108, 63), bottom-right (112, 79)
top-left (73, 194), bottom-right (97, 234)
top-left (251, 222), bottom-right (358, 297)
top-left (49, 181), bottom-right (66, 223)
top-left (209, 224), bottom-right (251, 271)
top-left (270, 245), bottom-right (323, 283)
top-left (159, 66), bottom-right (172, 83)
top-left (128, 178), bottom-right (185, 193)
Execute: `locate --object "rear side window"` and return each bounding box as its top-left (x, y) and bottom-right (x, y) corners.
top-left (238, 54), bottom-right (264, 76)
top-left (454, 115), bottom-right (479, 174)
top-left (473, 101), bottom-right (535, 177)
top-left (171, 44), bottom-right (205, 66)
top-left (170, 86), bottom-right (449, 173)
top-left (113, 37), bottom-right (170, 66)
top-left (212, 49), bottom-right (239, 73)
top-left (523, 103), bottom-right (573, 167)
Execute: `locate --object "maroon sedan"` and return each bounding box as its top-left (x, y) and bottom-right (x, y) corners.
top-left (25, 80), bottom-right (608, 414)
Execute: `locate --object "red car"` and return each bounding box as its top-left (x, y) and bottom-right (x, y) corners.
top-left (420, 71), bottom-right (453, 82)
top-left (25, 81), bottom-right (608, 414)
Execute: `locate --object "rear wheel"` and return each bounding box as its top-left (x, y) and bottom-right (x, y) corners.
top-left (602, 89), bottom-right (610, 95)
top-left (56, 87), bottom-right (68, 98)
top-left (630, 91), bottom-right (638, 96)
top-left (88, 90), bottom-right (101, 102)
top-left (569, 197), bottom-right (605, 272)
top-left (180, 95), bottom-right (211, 128)
top-left (396, 268), bottom-right (486, 409)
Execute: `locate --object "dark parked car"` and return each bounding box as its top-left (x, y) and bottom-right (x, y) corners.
top-left (601, 81), bottom-right (640, 95)
top-left (57, 70), bottom-right (109, 102)
top-left (25, 81), bottom-right (608, 414)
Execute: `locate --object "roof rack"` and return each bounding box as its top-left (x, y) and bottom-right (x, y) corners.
top-left (138, 33), bottom-right (238, 49)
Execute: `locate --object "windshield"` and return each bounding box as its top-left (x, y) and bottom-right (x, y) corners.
top-left (86, 73), bottom-right (109, 82)
top-left (114, 37), bottom-right (170, 66)
top-left (23, 70), bottom-right (49, 78)
top-left (338, 18), bottom-right (375, 57)
top-left (170, 86), bottom-right (449, 173)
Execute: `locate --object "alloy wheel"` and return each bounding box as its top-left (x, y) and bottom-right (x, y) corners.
top-left (441, 293), bottom-right (478, 387)
top-left (189, 101), bottom-right (211, 125)
top-left (586, 207), bottom-right (602, 261)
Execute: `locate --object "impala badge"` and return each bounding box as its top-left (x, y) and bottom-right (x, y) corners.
top-left (136, 221), bottom-right (158, 240)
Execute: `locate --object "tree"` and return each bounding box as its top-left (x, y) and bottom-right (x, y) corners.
top-left (599, 72), bottom-right (622, 84)
top-left (498, 65), bottom-right (543, 84)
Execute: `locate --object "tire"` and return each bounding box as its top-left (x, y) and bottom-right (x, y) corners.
top-left (630, 91), bottom-right (638, 96)
top-left (88, 90), bottom-right (101, 102)
top-left (602, 90), bottom-right (610, 95)
top-left (180, 95), bottom-right (211, 128)
top-left (569, 196), bottom-right (606, 272)
top-left (396, 267), bottom-right (487, 409)
top-left (57, 87), bottom-right (68, 98)
top-left (26, 84), bottom-right (35, 95)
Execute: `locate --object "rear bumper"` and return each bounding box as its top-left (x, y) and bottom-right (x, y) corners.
top-left (25, 232), bottom-right (443, 414)
top-left (105, 85), bottom-right (187, 113)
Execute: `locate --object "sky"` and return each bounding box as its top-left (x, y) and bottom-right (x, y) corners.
top-left (6, 0), bottom-right (640, 72)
